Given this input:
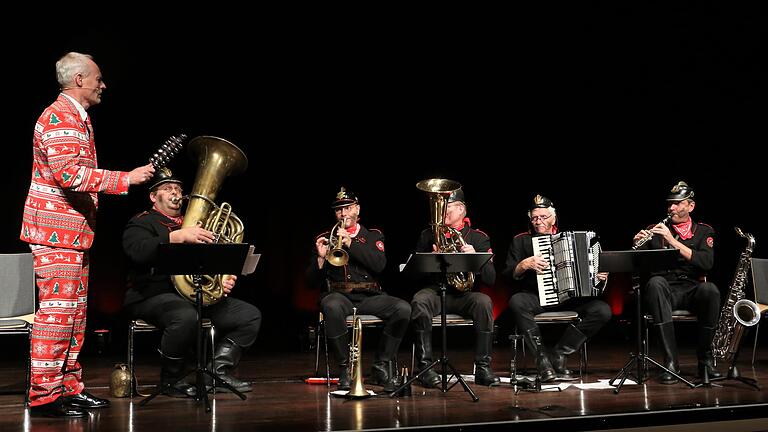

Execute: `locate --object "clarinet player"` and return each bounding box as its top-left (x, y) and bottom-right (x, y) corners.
top-left (633, 181), bottom-right (721, 383)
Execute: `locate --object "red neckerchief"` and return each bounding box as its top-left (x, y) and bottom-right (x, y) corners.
top-left (153, 205), bottom-right (184, 226)
top-left (346, 223), bottom-right (361, 238)
top-left (672, 218), bottom-right (693, 240)
top-left (446, 217), bottom-right (470, 237)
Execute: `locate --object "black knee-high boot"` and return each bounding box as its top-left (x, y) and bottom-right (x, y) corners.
top-left (551, 324), bottom-right (587, 380)
top-left (212, 338), bottom-right (253, 392)
top-left (655, 322), bottom-right (680, 384)
top-left (474, 331), bottom-right (500, 386)
top-left (327, 333), bottom-right (351, 390)
top-left (370, 333), bottom-right (402, 392)
top-left (413, 330), bottom-right (441, 388)
top-left (697, 326), bottom-right (722, 379)
top-left (524, 328), bottom-right (556, 382)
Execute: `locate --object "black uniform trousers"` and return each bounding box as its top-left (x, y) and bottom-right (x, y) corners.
top-left (321, 292), bottom-right (411, 339)
top-left (508, 291), bottom-right (611, 339)
top-left (644, 276), bottom-right (720, 328)
top-left (411, 287), bottom-right (494, 333)
top-left (128, 292), bottom-right (262, 358)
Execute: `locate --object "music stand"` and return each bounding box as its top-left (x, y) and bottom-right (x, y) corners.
top-left (390, 252), bottom-right (493, 402)
top-left (601, 249), bottom-right (695, 393)
top-left (139, 243), bottom-right (256, 412)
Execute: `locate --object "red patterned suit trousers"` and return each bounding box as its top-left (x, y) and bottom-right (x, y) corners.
top-left (28, 247), bottom-right (88, 406)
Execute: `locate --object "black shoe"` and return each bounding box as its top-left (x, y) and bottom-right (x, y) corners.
top-left (29, 398), bottom-right (88, 418)
top-left (62, 391), bottom-right (110, 409)
top-left (417, 367), bottom-right (442, 389)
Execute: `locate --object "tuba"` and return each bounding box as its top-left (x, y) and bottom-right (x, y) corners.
top-left (416, 178), bottom-right (475, 291)
top-left (711, 227), bottom-right (760, 362)
top-left (172, 136), bottom-right (248, 306)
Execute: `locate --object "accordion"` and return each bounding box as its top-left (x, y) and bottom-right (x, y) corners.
top-left (533, 231), bottom-right (603, 307)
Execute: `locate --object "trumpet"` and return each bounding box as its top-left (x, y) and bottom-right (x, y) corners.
top-left (632, 215), bottom-right (671, 250)
top-left (326, 217), bottom-right (349, 267)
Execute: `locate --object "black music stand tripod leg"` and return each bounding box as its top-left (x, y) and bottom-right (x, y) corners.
top-left (140, 284), bottom-right (246, 410)
top-left (391, 283), bottom-right (479, 402)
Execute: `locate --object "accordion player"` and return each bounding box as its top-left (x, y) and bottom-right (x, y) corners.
top-left (533, 231), bottom-right (603, 307)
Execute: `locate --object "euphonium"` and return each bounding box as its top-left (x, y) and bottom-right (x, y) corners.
top-left (712, 227), bottom-right (760, 362)
top-left (326, 217), bottom-right (349, 267)
top-left (632, 215), bottom-right (672, 250)
top-left (416, 178), bottom-right (475, 291)
top-left (347, 308), bottom-right (370, 397)
top-left (172, 136), bottom-right (248, 306)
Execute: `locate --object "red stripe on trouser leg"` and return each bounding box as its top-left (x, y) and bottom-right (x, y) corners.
top-left (28, 247), bottom-right (88, 406)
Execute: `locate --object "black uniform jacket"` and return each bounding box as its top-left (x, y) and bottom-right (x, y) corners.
top-left (637, 221), bottom-right (715, 284)
top-left (122, 209), bottom-right (180, 306)
top-left (307, 224), bottom-right (386, 298)
top-left (502, 231), bottom-right (548, 295)
top-left (414, 224), bottom-right (496, 291)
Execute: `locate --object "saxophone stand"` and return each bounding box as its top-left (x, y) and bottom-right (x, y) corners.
top-left (139, 243), bottom-right (259, 412)
top-left (599, 249), bottom-right (695, 394)
top-left (390, 252), bottom-right (492, 402)
top-left (709, 338), bottom-right (761, 390)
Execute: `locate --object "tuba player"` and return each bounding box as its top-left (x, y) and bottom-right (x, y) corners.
top-left (122, 168), bottom-right (261, 397)
top-left (410, 187), bottom-right (500, 387)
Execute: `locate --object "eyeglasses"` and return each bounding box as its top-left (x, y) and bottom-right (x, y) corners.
top-left (157, 185), bottom-right (183, 194)
top-left (530, 214), bottom-right (552, 223)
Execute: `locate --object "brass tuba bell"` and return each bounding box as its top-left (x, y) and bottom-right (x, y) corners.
top-left (416, 179), bottom-right (475, 291)
top-left (172, 136), bottom-right (248, 306)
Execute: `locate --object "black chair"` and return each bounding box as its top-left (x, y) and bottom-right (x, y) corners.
top-left (127, 318), bottom-right (214, 397)
top-left (750, 258), bottom-right (768, 365)
top-left (0, 253), bottom-right (35, 404)
top-left (515, 311), bottom-right (588, 378)
top-left (314, 312), bottom-right (385, 380)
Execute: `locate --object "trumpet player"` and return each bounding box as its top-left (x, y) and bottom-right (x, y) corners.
top-left (123, 168), bottom-right (261, 397)
top-left (308, 187), bottom-right (410, 393)
top-left (633, 181), bottom-right (721, 383)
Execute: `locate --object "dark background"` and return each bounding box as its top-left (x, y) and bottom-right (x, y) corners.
top-left (1, 5), bottom-right (764, 355)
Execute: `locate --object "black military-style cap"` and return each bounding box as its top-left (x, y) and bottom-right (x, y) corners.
top-left (530, 194), bottom-right (554, 211)
top-left (448, 188), bottom-right (465, 204)
top-left (331, 187), bottom-right (359, 209)
top-left (667, 181), bottom-right (695, 202)
top-left (149, 167), bottom-right (183, 191)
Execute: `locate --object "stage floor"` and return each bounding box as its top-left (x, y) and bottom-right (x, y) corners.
top-left (2, 341), bottom-right (768, 431)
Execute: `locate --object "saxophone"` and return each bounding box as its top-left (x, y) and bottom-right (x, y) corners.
top-left (711, 227), bottom-right (761, 362)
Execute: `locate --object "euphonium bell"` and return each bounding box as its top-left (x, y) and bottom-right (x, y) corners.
top-left (327, 218), bottom-right (349, 267)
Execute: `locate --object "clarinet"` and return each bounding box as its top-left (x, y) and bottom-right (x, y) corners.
top-left (632, 215), bottom-right (671, 250)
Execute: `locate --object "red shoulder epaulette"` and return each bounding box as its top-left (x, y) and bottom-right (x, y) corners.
top-left (134, 211), bottom-right (151, 219)
top-left (472, 228), bottom-right (490, 238)
top-left (513, 231), bottom-right (531, 239)
top-left (696, 222), bottom-right (715, 233)
top-left (369, 228), bottom-right (383, 234)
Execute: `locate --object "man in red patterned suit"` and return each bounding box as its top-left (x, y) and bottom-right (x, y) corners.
top-left (20, 52), bottom-right (154, 418)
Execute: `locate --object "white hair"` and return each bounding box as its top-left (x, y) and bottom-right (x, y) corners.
top-left (527, 206), bottom-right (556, 219)
top-left (56, 52), bottom-right (93, 88)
